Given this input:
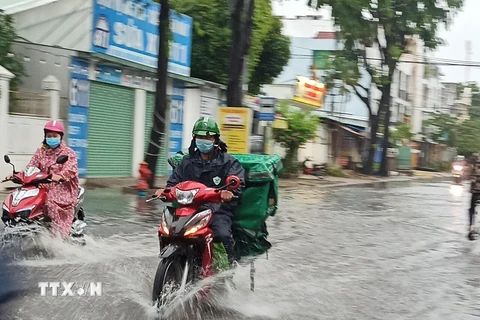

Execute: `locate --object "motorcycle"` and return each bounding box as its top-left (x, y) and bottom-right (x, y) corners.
top-left (452, 164), bottom-right (464, 184)
top-left (148, 175), bottom-right (241, 309)
top-left (302, 157), bottom-right (327, 176)
top-left (1, 155), bottom-right (87, 245)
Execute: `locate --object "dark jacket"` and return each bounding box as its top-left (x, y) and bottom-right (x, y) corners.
top-left (471, 155), bottom-right (480, 194)
top-left (166, 149), bottom-right (246, 216)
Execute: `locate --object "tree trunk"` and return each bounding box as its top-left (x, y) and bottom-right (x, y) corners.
top-left (379, 83), bottom-right (392, 176)
top-left (364, 114), bottom-right (379, 175)
top-left (145, 0), bottom-right (170, 188)
top-left (227, 0), bottom-right (255, 107)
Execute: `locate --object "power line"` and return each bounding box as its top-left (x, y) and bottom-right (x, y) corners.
top-left (291, 45), bottom-right (480, 66)
top-left (290, 54), bottom-right (480, 67)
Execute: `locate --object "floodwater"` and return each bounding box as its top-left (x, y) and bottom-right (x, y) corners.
top-left (1, 180), bottom-right (480, 320)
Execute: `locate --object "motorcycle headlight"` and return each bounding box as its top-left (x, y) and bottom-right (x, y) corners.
top-left (184, 209), bottom-right (212, 237)
top-left (175, 188), bottom-right (199, 205)
top-left (454, 165), bottom-right (463, 171)
top-left (160, 209), bottom-right (170, 236)
top-left (12, 189), bottom-right (40, 207)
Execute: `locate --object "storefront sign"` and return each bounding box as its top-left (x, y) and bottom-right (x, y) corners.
top-left (293, 76), bottom-right (326, 108)
top-left (218, 107), bottom-right (250, 154)
top-left (92, 0), bottom-right (193, 77)
top-left (169, 80), bottom-right (184, 173)
top-left (94, 62), bottom-right (155, 91)
top-left (68, 57), bottom-right (90, 178)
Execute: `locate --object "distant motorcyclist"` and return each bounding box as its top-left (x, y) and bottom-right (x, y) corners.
top-left (154, 117), bottom-right (246, 263)
top-left (468, 153), bottom-right (480, 239)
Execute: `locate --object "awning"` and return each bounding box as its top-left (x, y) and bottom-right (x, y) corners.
top-left (338, 124), bottom-right (365, 137)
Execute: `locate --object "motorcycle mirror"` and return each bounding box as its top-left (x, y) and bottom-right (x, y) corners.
top-left (56, 155), bottom-right (68, 164)
top-left (226, 175), bottom-right (241, 190)
top-left (4, 155), bottom-right (10, 164)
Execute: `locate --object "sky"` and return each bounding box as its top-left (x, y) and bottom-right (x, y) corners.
top-left (272, 0), bottom-right (480, 84)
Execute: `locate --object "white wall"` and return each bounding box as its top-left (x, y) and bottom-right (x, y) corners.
top-left (132, 89), bottom-right (147, 177)
top-left (262, 84), bottom-right (296, 99)
top-left (297, 125), bottom-right (329, 163)
top-left (272, 123), bottom-right (329, 164)
top-left (6, 115), bottom-right (49, 171)
top-left (183, 88), bottom-right (201, 151)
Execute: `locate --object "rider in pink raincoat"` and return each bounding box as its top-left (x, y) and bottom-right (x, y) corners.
top-left (27, 120), bottom-right (79, 239)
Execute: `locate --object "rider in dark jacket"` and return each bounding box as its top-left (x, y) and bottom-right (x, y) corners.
top-left (468, 153), bottom-right (480, 239)
top-left (155, 117), bottom-right (246, 262)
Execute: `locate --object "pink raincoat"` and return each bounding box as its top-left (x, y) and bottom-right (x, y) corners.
top-left (28, 141), bottom-right (79, 239)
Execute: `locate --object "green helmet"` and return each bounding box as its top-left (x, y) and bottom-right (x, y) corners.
top-left (192, 116), bottom-right (220, 136)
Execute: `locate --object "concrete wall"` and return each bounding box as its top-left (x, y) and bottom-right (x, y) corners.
top-left (6, 115), bottom-right (49, 172)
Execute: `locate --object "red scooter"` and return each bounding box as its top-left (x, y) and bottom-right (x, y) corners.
top-left (1, 155), bottom-right (86, 243)
top-left (148, 175), bottom-right (241, 309)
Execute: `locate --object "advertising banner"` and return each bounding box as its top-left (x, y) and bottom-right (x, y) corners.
top-left (67, 57), bottom-right (90, 178)
top-left (218, 107), bottom-right (251, 154)
top-left (92, 0), bottom-right (193, 76)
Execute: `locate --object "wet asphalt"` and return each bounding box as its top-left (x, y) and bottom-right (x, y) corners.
top-left (1, 179), bottom-right (479, 320)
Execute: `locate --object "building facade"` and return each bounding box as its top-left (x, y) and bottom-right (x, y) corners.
top-left (1, 0), bottom-right (226, 180)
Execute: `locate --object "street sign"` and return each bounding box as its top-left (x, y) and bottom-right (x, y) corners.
top-left (258, 112), bottom-right (275, 121)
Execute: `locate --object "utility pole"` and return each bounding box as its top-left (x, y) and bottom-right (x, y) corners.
top-left (466, 40), bottom-right (472, 83)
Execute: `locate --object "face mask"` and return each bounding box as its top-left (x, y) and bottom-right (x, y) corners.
top-left (196, 139), bottom-right (214, 154)
top-left (46, 137), bottom-right (61, 148)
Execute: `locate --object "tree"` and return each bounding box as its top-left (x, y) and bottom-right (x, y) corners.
top-left (273, 101), bottom-right (320, 174)
top-left (390, 123), bottom-right (413, 145)
top-left (248, 17), bottom-right (290, 95)
top-left (307, 0), bottom-right (464, 176)
top-left (227, 0), bottom-right (255, 106)
top-left (177, 0), bottom-right (289, 95)
top-left (456, 119), bottom-right (480, 154)
top-left (145, 0), bottom-right (170, 188)
top-left (0, 10), bottom-right (25, 92)
top-left (423, 113), bottom-right (458, 147)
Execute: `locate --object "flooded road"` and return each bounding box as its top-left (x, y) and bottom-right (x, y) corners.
top-left (1, 180), bottom-right (480, 320)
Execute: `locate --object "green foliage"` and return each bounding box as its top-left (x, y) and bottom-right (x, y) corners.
top-left (423, 114), bottom-right (458, 147)
top-left (273, 101), bottom-right (320, 174)
top-left (456, 119), bottom-right (480, 154)
top-left (390, 123), bottom-right (414, 145)
top-left (175, 0), bottom-right (290, 92)
top-left (248, 17), bottom-right (291, 95)
top-left (327, 165), bottom-right (346, 177)
top-left (0, 10), bottom-right (25, 91)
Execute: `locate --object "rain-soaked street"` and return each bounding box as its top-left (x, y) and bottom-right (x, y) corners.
top-left (1, 179), bottom-right (480, 320)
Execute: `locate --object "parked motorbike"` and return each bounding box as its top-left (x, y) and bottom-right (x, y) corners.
top-left (147, 175), bottom-right (241, 309)
top-left (1, 155), bottom-right (87, 245)
top-left (302, 157), bottom-right (327, 176)
top-left (452, 164), bottom-right (464, 184)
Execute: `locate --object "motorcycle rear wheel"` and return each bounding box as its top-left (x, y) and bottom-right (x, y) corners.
top-left (152, 257), bottom-right (184, 308)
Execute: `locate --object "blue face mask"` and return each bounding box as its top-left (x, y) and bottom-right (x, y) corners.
top-left (46, 137), bottom-right (61, 148)
top-left (196, 139), bottom-right (214, 154)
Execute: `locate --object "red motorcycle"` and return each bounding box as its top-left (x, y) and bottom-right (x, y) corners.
top-left (148, 175), bottom-right (241, 308)
top-left (1, 155), bottom-right (86, 243)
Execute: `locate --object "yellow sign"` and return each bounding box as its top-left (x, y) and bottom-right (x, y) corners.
top-left (218, 107), bottom-right (250, 154)
top-left (293, 76), bottom-right (326, 108)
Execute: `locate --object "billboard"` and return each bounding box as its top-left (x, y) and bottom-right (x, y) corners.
top-left (92, 0), bottom-right (193, 77)
top-left (67, 57), bottom-right (90, 178)
top-left (293, 76), bottom-right (326, 108)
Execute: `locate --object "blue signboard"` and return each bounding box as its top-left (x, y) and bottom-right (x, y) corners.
top-left (258, 113), bottom-right (275, 121)
top-left (169, 80), bottom-right (184, 174)
top-left (92, 0), bottom-right (193, 77)
top-left (68, 57), bottom-right (90, 178)
top-left (95, 64), bottom-right (122, 84)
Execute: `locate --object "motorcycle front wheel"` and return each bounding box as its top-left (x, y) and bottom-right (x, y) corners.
top-left (152, 257), bottom-right (184, 308)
